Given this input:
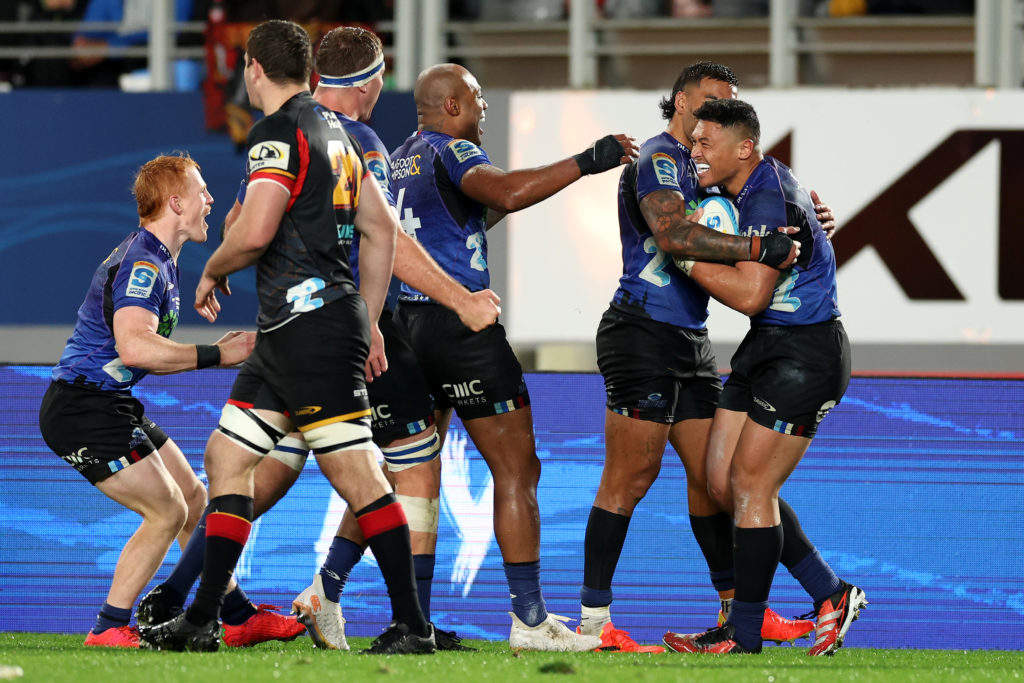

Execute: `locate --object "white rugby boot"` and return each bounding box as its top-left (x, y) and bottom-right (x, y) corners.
top-left (508, 612), bottom-right (603, 652)
top-left (291, 574), bottom-right (349, 650)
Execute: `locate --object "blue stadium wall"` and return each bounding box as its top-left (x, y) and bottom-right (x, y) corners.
top-left (2, 366), bottom-right (1022, 650)
top-left (0, 91), bottom-right (415, 326)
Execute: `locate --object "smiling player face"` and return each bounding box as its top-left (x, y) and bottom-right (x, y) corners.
top-left (454, 72), bottom-right (487, 146)
top-left (690, 120), bottom-right (746, 193)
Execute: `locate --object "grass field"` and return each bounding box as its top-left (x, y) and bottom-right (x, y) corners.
top-left (1, 633), bottom-right (1021, 682)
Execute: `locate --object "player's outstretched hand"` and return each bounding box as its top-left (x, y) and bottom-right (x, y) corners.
top-left (215, 330), bottom-right (256, 366)
top-left (574, 134), bottom-right (638, 176)
top-left (458, 289), bottom-right (501, 332)
top-left (195, 272), bottom-right (231, 323)
top-left (811, 190), bottom-right (836, 239)
top-left (752, 231), bottom-right (799, 269)
top-left (364, 322), bottom-right (387, 382)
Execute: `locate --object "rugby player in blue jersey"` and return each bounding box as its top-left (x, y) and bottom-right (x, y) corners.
top-left (578, 62), bottom-right (845, 654)
top-left (389, 63), bottom-right (638, 651)
top-left (139, 20), bottom-right (436, 655)
top-left (38, 154), bottom-right (255, 648)
top-left (137, 27), bottom-right (499, 652)
top-left (670, 98), bottom-right (865, 656)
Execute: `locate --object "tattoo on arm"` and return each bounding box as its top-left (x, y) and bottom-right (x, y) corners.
top-left (641, 190), bottom-right (750, 262)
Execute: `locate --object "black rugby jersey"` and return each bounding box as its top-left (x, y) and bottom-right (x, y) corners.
top-left (245, 91), bottom-right (368, 330)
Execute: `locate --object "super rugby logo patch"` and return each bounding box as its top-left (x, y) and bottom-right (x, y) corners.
top-left (364, 150), bottom-right (390, 188)
top-left (125, 261), bottom-right (158, 298)
top-left (248, 141), bottom-right (291, 173)
top-left (651, 152), bottom-right (680, 188)
top-left (448, 139), bottom-right (483, 163)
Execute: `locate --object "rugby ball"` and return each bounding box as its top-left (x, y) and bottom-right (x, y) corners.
top-left (674, 196), bottom-right (739, 275)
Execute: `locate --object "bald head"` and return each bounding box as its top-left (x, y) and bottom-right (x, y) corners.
top-left (414, 64), bottom-right (470, 112)
top-left (414, 64), bottom-right (487, 145)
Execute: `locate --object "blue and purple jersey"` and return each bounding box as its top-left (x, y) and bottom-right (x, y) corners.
top-left (734, 157), bottom-right (840, 326)
top-left (52, 230), bottom-right (180, 391)
top-left (390, 131), bottom-right (492, 302)
top-left (612, 132), bottom-right (711, 329)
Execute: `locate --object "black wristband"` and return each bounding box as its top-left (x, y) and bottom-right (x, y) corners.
top-left (573, 134), bottom-right (625, 176)
top-left (196, 344), bottom-right (221, 369)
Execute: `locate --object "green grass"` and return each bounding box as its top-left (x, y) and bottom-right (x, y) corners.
top-left (0, 634), bottom-right (1022, 682)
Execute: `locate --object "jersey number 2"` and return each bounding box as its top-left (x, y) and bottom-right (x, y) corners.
top-left (639, 237), bottom-right (671, 287)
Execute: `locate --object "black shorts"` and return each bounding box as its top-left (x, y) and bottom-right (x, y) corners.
top-left (230, 294), bottom-right (371, 429)
top-left (38, 380), bottom-right (169, 485)
top-left (720, 319), bottom-right (851, 438)
top-left (396, 301), bottom-right (530, 420)
top-left (596, 305), bottom-right (722, 424)
top-left (368, 309), bottom-right (435, 442)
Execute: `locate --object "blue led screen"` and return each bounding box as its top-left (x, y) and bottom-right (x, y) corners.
top-left (2, 366), bottom-right (1022, 650)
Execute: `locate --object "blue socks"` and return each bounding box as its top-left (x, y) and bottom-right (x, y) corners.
top-left (414, 554), bottom-right (435, 622)
top-left (320, 536), bottom-right (363, 602)
top-left (790, 549), bottom-right (842, 606)
top-left (93, 602), bottom-right (131, 634)
top-left (221, 586), bottom-right (257, 626)
top-left (504, 560), bottom-right (547, 627)
top-left (579, 585), bottom-right (613, 609)
top-left (729, 599), bottom-right (767, 652)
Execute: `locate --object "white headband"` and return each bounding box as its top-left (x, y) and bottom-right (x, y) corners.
top-left (318, 53), bottom-right (385, 88)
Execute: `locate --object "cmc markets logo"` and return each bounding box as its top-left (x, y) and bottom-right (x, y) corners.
top-left (807, 130), bottom-right (1024, 301)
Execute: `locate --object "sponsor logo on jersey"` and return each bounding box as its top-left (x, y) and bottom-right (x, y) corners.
top-left (364, 150), bottom-right (390, 189)
top-left (371, 404), bottom-right (392, 421)
top-left (448, 139), bottom-right (483, 163)
top-left (815, 400), bottom-right (837, 423)
top-left (651, 152), bottom-right (680, 188)
top-left (125, 261), bottom-right (158, 298)
top-left (295, 406), bottom-right (322, 416)
top-left (753, 396), bottom-right (777, 412)
top-left (248, 141), bottom-right (291, 173)
top-left (392, 154), bottom-right (421, 180)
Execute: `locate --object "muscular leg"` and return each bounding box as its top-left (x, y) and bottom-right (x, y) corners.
top-left (156, 438), bottom-right (206, 547)
top-left (315, 443), bottom-right (428, 636)
top-left (96, 454), bottom-right (188, 612)
top-left (461, 408), bottom-right (540, 562)
top-left (579, 410), bottom-right (668, 632)
top-left (728, 418), bottom-right (810, 651)
top-left (668, 418), bottom-right (736, 605)
top-left (707, 408), bottom-right (840, 608)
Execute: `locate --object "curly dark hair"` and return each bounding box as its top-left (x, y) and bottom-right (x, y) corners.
top-left (658, 61), bottom-right (739, 121)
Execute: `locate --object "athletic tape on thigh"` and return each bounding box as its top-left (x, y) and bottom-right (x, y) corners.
top-left (395, 494), bottom-right (440, 534)
top-left (266, 434), bottom-right (310, 472)
top-left (217, 403), bottom-right (286, 455)
top-left (301, 411), bottom-right (373, 454)
top-left (381, 430), bottom-right (441, 472)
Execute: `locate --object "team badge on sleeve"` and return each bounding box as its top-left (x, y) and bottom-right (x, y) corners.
top-left (125, 261), bottom-right (158, 298)
top-left (364, 150), bottom-right (390, 188)
top-left (248, 141), bottom-right (292, 173)
top-left (448, 139), bottom-right (484, 163)
top-left (651, 153), bottom-right (680, 189)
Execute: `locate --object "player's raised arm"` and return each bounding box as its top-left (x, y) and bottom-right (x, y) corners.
top-left (458, 133), bottom-right (637, 214)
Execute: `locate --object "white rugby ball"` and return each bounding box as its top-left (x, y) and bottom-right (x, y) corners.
top-left (674, 195), bottom-right (739, 275)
